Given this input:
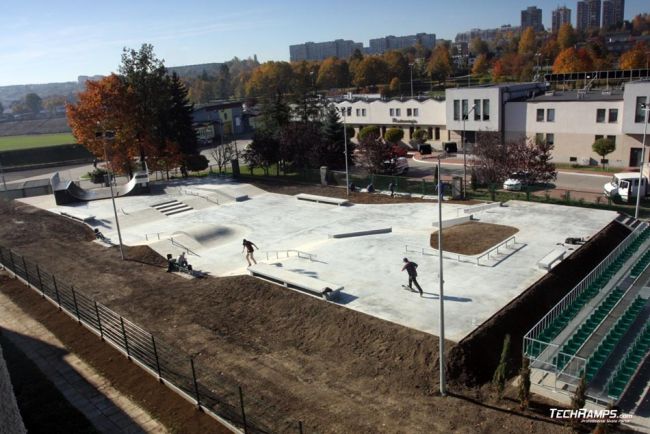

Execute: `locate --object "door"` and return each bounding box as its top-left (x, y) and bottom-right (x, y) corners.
top-left (630, 148), bottom-right (642, 167)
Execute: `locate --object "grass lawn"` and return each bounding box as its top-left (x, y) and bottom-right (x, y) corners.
top-left (555, 163), bottom-right (619, 174)
top-left (0, 133), bottom-right (76, 151)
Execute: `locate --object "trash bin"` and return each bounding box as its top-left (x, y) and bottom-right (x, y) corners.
top-left (443, 142), bottom-right (458, 153)
top-left (418, 144), bottom-right (432, 155)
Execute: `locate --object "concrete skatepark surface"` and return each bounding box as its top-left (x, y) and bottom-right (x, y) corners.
top-left (18, 177), bottom-right (618, 342)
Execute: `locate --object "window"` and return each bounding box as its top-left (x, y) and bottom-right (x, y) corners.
top-left (595, 134), bottom-right (604, 141)
top-left (346, 107), bottom-right (351, 116)
top-left (570, 157), bottom-right (577, 162)
top-left (546, 133), bottom-right (554, 145)
top-left (608, 109), bottom-right (618, 123)
top-left (453, 100), bottom-right (460, 121)
top-left (361, 108), bottom-right (366, 116)
top-left (474, 99), bottom-right (481, 120)
top-left (356, 109), bottom-right (361, 116)
top-left (537, 109), bottom-right (544, 122)
top-left (635, 96), bottom-right (647, 123)
top-left (535, 133), bottom-right (544, 143)
top-left (482, 99), bottom-right (490, 120)
top-left (547, 109), bottom-right (555, 122)
top-left (607, 135), bottom-right (616, 144)
top-left (389, 108), bottom-right (395, 116)
top-left (462, 100), bottom-right (468, 120)
top-left (407, 108), bottom-right (412, 117)
top-left (596, 108), bottom-right (606, 123)
top-left (223, 112), bottom-right (228, 120)
top-left (434, 127), bottom-right (440, 140)
top-left (395, 108), bottom-right (401, 117)
top-left (413, 108), bottom-right (419, 117)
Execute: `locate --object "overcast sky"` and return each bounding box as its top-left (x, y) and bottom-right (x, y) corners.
top-left (1, 0), bottom-right (647, 86)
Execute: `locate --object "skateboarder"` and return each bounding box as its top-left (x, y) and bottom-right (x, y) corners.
top-left (242, 239), bottom-right (258, 266)
top-left (388, 182), bottom-right (395, 197)
top-left (401, 258), bottom-right (423, 296)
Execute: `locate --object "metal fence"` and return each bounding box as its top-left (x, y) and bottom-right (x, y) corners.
top-left (0, 245), bottom-right (313, 434)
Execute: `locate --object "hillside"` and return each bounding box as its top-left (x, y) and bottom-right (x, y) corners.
top-left (0, 117), bottom-right (71, 137)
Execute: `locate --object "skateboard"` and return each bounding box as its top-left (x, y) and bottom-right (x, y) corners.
top-left (401, 285), bottom-right (416, 292)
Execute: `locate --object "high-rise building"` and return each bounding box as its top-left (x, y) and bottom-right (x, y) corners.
top-left (602, 0), bottom-right (625, 28)
top-left (521, 6), bottom-right (544, 32)
top-left (454, 25), bottom-right (520, 43)
top-left (367, 33), bottom-right (436, 55)
top-left (576, 0), bottom-right (602, 31)
top-left (552, 6), bottom-right (572, 33)
top-left (289, 39), bottom-right (363, 61)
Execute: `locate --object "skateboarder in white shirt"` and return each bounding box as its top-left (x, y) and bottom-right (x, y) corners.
top-left (401, 258), bottom-right (423, 296)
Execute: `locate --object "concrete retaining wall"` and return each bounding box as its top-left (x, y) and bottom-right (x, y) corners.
top-left (329, 227), bottom-right (392, 238)
top-left (0, 344), bottom-right (27, 434)
top-left (432, 215), bottom-right (471, 229)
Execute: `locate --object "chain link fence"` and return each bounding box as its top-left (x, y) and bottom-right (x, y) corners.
top-left (0, 245), bottom-right (314, 434)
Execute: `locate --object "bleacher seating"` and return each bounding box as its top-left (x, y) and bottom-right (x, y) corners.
top-left (583, 297), bottom-right (647, 382)
top-left (607, 324), bottom-right (650, 398)
top-left (630, 250), bottom-right (650, 279)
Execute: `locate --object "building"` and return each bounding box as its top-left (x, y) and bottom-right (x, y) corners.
top-left (454, 25), bottom-right (521, 43)
top-left (367, 33), bottom-right (436, 55)
top-left (602, 0), bottom-right (625, 29)
top-left (551, 6), bottom-right (572, 33)
top-left (289, 39), bottom-right (363, 62)
top-left (577, 0), bottom-right (602, 31)
top-left (192, 101), bottom-right (252, 144)
top-left (521, 6), bottom-right (544, 32)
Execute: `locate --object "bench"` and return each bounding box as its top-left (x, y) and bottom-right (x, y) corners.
top-left (538, 248), bottom-right (567, 270)
top-left (295, 193), bottom-right (349, 206)
top-left (248, 263), bottom-right (343, 300)
top-left (60, 211), bottom-right (96, 222)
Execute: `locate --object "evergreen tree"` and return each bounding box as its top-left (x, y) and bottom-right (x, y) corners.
top-left (492, 334), bottom-right (511, 399)
top-left (518, 357), bottom-right (531, 410)
top-left (319, 105), bottom-right (354, 170)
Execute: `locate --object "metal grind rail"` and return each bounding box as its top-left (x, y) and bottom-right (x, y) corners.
top-left (0, 244), bottom-right (315, 434)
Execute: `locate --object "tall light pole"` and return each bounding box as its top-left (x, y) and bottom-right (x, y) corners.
top-left (634, 101), bottom-right (648, 219)
top-left (462, 104), bottom-right (478, 199)
top-left (0, 154), bottom-right (7, 192)
top-left (342, 106), bottom-right (350, 196)
top-left (409, 63), bottom-right (414, 98)
top-left (437, 157), bottom-right (446, 396)
top-left (97, 127), bottom-right (125, 260)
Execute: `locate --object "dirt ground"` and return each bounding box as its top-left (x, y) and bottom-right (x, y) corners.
top-left (0, 197), bottom-right (572, 433)
top-left (430, 222), bottom-right (519, 256)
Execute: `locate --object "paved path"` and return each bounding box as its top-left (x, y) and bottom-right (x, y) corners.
top-left (0, 289), bottom-right (168, 434)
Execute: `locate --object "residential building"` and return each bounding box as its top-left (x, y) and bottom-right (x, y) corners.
top-left (521, 6), bottom-right (544, 32)
top-left (551, 6), bottom-right (572, 33)
top-left (367, 33), bottom-right (436, 55)
top-left (454, 25), bottom-right (520, 43)
top-left (577, 0), bottom-right (602, 31)
top-left (289, 39), bottom-right (363, 61)
top-left (192, 101), bottom-right (251, 144)
top-left (602, 0), bottom-right (625, 29)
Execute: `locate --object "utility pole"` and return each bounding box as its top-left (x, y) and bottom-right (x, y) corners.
top-left (635, 102), bottom-right (648, 219)
top-left (437, 157), bottom-right (446, 396)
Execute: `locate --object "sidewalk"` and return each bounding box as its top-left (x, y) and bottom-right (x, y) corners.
top-left (0, 284), bottom-right (168, 434)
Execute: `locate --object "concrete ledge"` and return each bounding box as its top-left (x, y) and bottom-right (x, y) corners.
top-left (248, 263), bottom-right (343, 300)
top-left (296, 193), bottom-right (349, 206)
top-left (60, 211), bottom-right (95, 222)
top-left (330, 227), bottom-right (392, 238)
top-left (538, 248), bottom-right (566, 270)
top-left (462, 202), bottom-right (501, 215)
top-left (432, 215), bottom-right (471, 229)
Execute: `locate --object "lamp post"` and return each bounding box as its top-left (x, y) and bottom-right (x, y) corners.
top-left (0, 155), bottom-right (7, 192)
top-left (96, 128), bottom-right (125, 260)
top-left (342, 106), bottom-right (350, 196)
top-left (462, 104), bottom-right (478, 199)
top-left (634, 101), bottom-right (648, 219)
top-left (437, 156), bottom-right (446, 396)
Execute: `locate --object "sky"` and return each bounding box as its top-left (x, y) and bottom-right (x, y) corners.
top-left (1, 0), bottom-right (647, 86)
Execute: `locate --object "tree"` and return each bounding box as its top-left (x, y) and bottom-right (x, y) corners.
top-left (619, 42), bottom-right (649, 69)
top-left (592, 137), bottom-right (616, 169)
top-left (388, 77), bottom-right (401, 95)
top-left (211, 143), bottom-right (235, 174)
top-left (244, 127), bottom-right (280, 176)
top-left (320, 105), bottom-right (353, 169)
top-left (317, 57), bottom-right (349, 89)
top-left (384, 128), bottom-right (404, 145)
top-left (353, 56), bottom-right (388, 88)
top-left (184, 154), bottom-right (208, 172)
top-left (356, 134), bottom-right (390, 174)
top-left (571, 376), bottom-right (587, 429)
top-left (518, 357), bottom-right (531, 410)
top-left (383, 51), bottom-right (409, 81)
top-left (245, 61), bottom-right (293, 99)
top-left (518, 27), bottom-right (536, 56)
top-left (527, 137), bottom-right (557, 185)
top-left (552, 47), bottom-right (593, 73)
top-left (472, 54), bottom-right (490, 75)
top-left (469, 37), bottom-right (489, 57)
top-left (24, 93), bottom-right (42, 115)
top-left (411, 129), bottom-right (429, 145)
top-left (358, 125), bottom-right (380, 141)
top-left (492, 334), bottom-right (511, 399)
top-left (279, 121), bottom-right (322, 171)
top-left (557, 23), bottom-right (577, 50)
top-left (427, 45), bottom-right (452, 84)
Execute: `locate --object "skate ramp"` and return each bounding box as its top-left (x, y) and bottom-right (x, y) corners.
top-left (52, 172), bottom-right (150, 205)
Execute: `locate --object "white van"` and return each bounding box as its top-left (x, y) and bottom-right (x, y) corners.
top-left (604, 172), bottom-right (649, 201)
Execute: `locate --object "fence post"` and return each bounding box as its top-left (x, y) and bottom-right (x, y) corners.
top-left (120, 317), bottom-right (130, 359)
top-left (190, 357), bottom-right (201, 408)
top-left (52, 275), bottom-right (62, 309)
top-left (95, 301), bottom-right (104, 341)
top-left (152, 335), bottom-right (162, 382)
top-left (21, 257), bottom-right (28, 283)
top-left (422, 179), bottom-right (425, 195)
top-left (239, 385), bottom-right (248, 434)
top-left (36, 265), bottom-right (44, 297)
top-left (298, 421), bottom-right (304, 434)
top-left (71, 287), bottom-right (81, 324)
top-left (9, 251), bottom-right (16, 273)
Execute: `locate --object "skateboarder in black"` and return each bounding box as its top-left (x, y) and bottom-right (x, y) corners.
top-left (401, 258), bottom-right (423, 296)
top-left (242, 239), bottom-right (258, 266)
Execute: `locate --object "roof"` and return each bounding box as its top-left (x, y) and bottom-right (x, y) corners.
top-left (526, 90), bottom-right (624, 102)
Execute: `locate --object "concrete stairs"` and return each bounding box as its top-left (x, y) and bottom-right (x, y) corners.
top-left (151, 199), bottom-right (193, 216)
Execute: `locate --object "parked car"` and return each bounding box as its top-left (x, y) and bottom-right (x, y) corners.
top-left (503, 171), bottom-right (529, 191)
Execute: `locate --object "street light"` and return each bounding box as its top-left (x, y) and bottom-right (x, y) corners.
top-left (436, 156), bottom-right (446, 396)
top-left (634, 101), bottom-right (648, 219)
top-left (342, 106), bottom-right (350, 197)
top-left (96, 127), bottom-right (125, 260)
top-left (462, 104), bottom-right (478, 199)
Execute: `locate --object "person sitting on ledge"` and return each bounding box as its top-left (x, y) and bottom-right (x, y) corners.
top-left (94, 228), bottom-right (107, 241)
top-left (366, 183), bottom-right (375, 193)
top-left (177, 252), bottom-right (192, 271)
top-left (166, 254), bottom-right (178, 273)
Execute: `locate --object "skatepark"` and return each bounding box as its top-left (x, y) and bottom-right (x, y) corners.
top-left (18, 175), bottom-right (619, 342)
